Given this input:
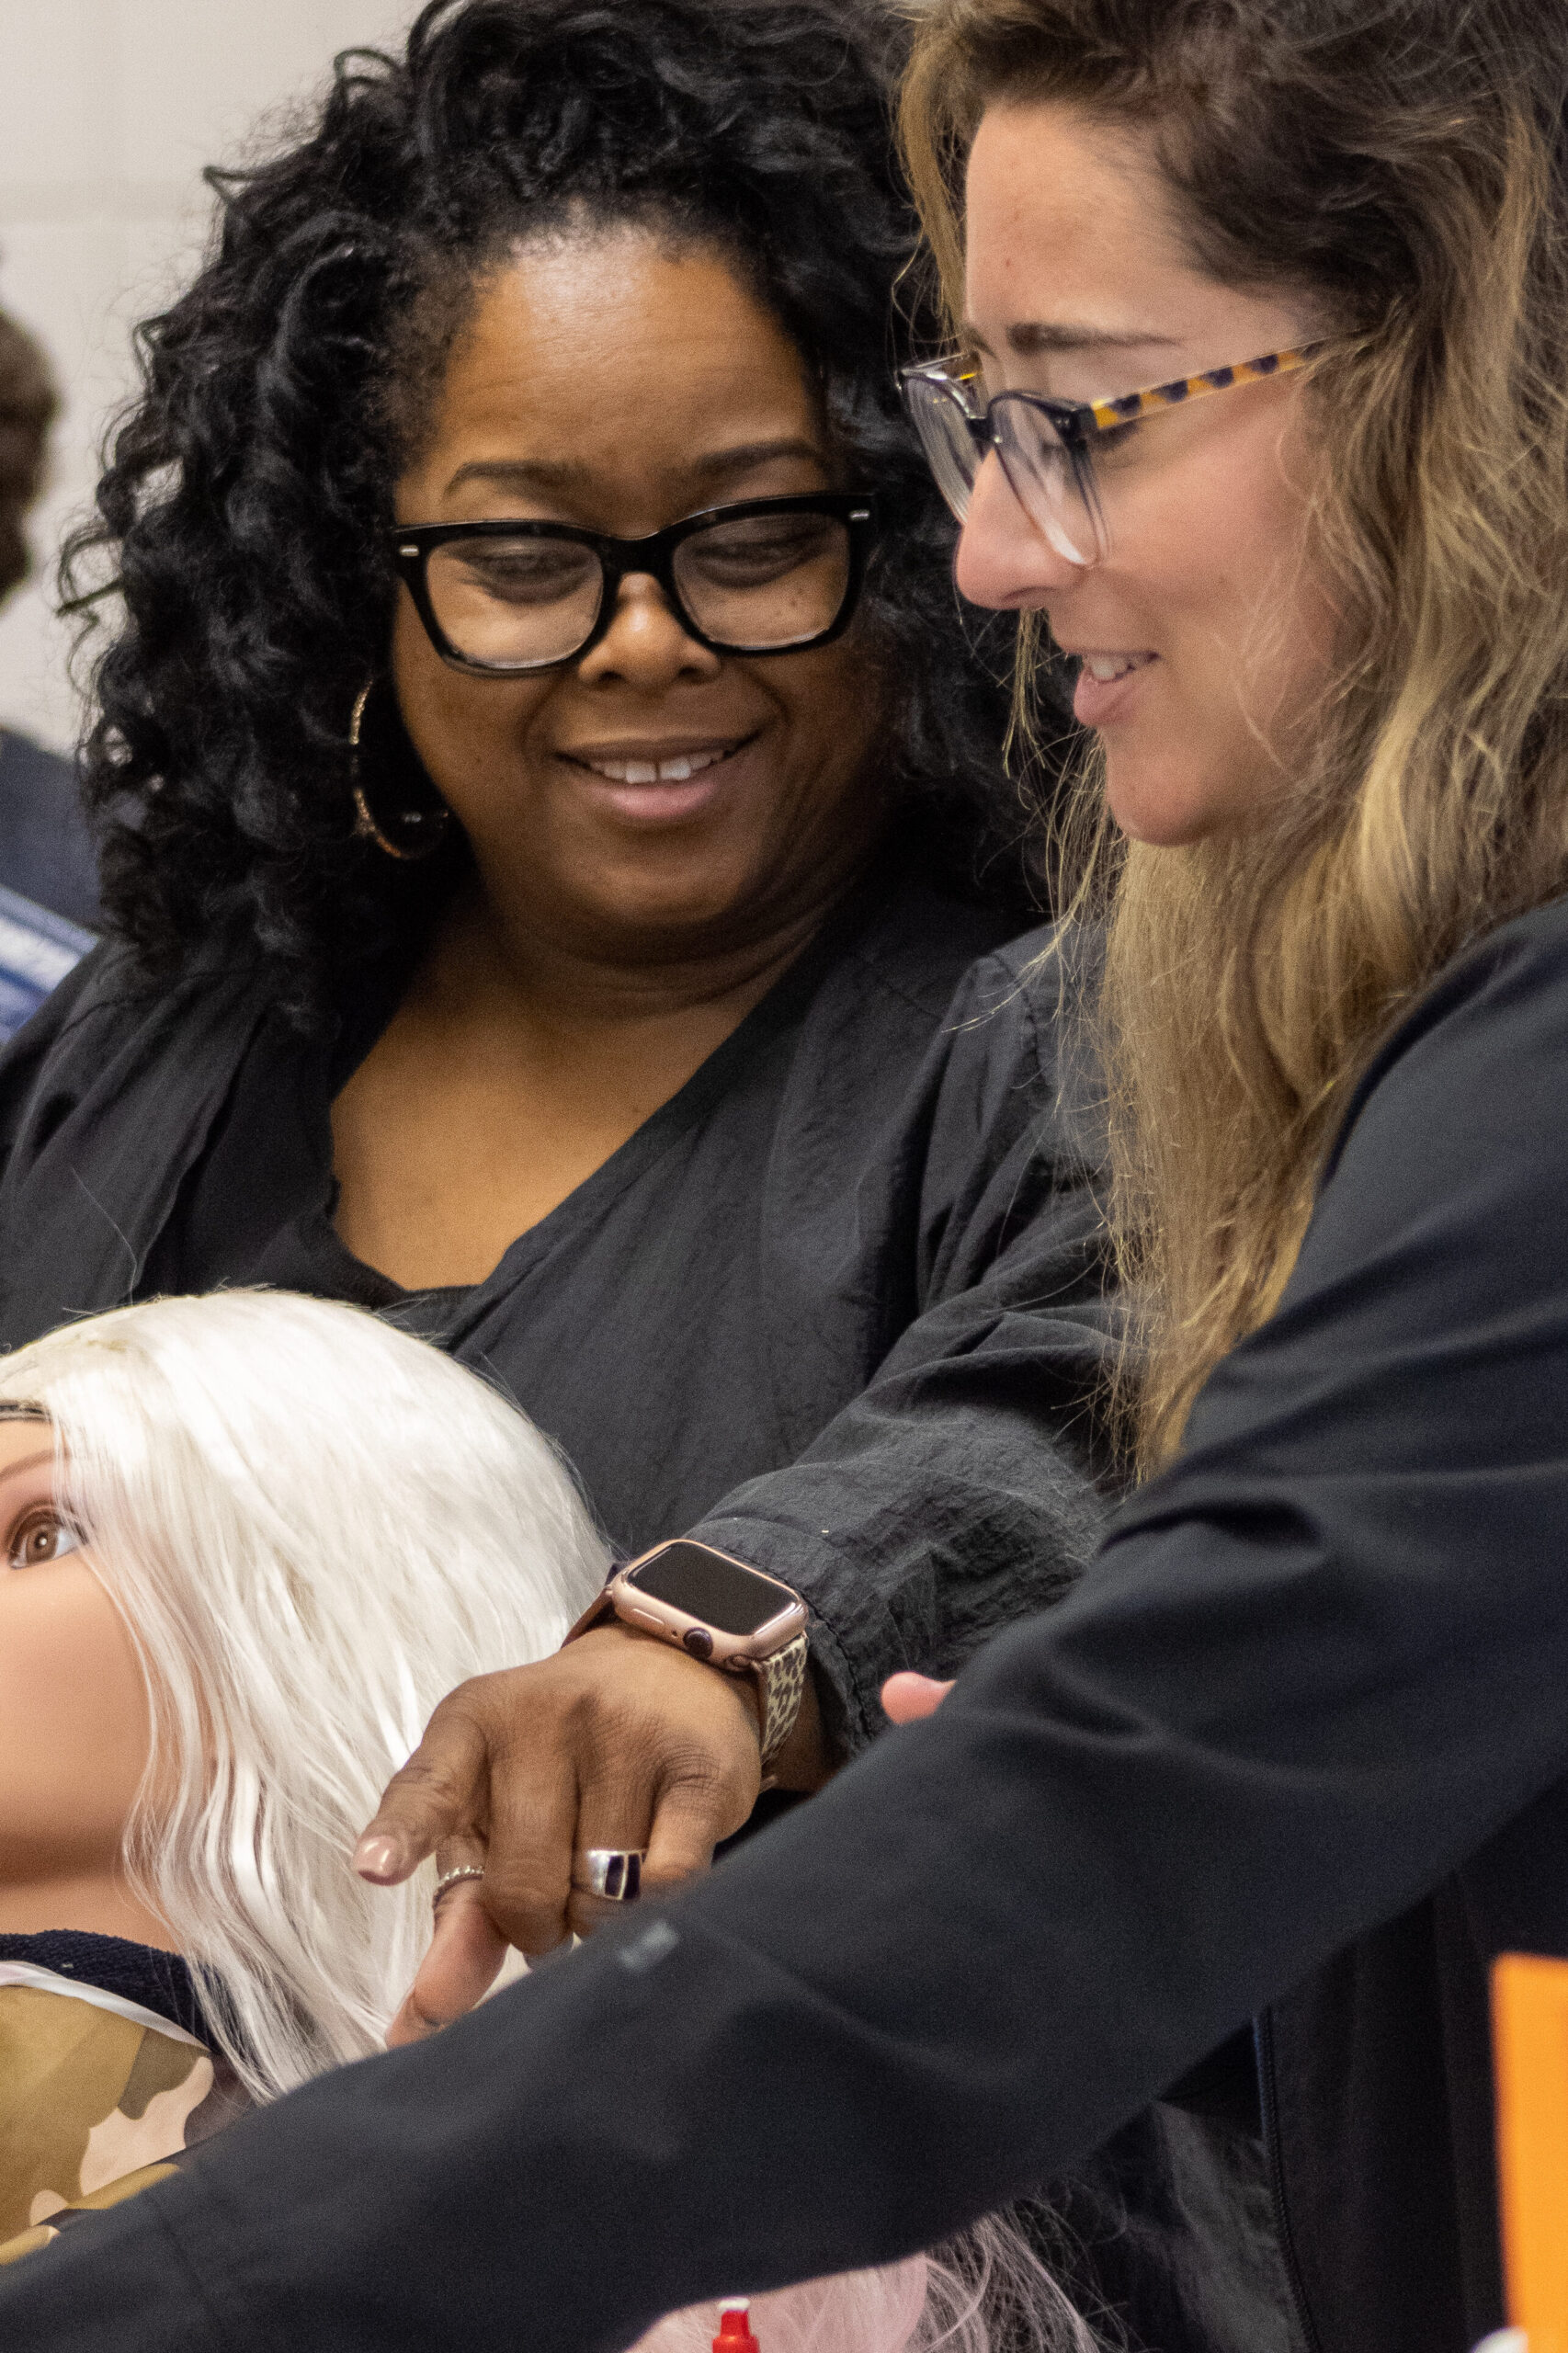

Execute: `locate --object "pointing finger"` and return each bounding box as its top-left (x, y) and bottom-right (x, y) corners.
top-left (355, 1702), bottom-right (490, 1885)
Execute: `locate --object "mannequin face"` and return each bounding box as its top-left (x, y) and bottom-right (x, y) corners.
top-left (0, 1418), bottom-right (162, 1939)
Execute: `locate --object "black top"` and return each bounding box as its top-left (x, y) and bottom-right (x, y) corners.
top-left (0, 728), bottom-right (98, 930)
top-left (0, 858), bottom-right (1296, 2351)
top-left (6, 892), bottom-right (1568, 2353)
top-left (0, 856), bottom-right (1114, 1754)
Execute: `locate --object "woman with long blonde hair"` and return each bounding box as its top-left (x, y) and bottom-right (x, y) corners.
top-left (7, 4), bottom-right (1568, 2350)
top-left (899, 0), bottom-right (1568, 1476)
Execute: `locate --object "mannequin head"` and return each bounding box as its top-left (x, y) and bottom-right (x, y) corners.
top-left (0, 1290), bottom-right (608, 2100)
top-left (0, 1413), bottom-right (153, 1943)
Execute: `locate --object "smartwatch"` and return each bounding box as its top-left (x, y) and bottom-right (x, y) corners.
top-left (565, 1539), bottom-right (810, 1769)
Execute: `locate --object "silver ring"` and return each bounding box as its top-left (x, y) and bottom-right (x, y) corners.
top-left (433, 1864), bottom-right (485, 1904)
top-left (574, 1848), bottom-right (645, 1902)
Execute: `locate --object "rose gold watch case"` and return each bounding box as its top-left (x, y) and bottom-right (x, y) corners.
top-left (603, 1541), bottom-right (808, 1667)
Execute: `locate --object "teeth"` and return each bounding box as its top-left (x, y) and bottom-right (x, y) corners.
top-left (582, 746), bottom-right (732, 784)
top-left (1083, 653), bottom-right (1155, 684)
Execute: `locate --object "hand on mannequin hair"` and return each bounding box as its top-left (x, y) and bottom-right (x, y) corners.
top-left (358, 1620), bottom-right (832, 2044)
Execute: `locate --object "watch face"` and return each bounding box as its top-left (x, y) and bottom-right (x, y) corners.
top-left (626, 1543), bottom-right (790, 1637)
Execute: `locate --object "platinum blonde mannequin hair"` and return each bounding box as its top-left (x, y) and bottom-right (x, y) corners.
top-left (1, 1290), bottom-right (1100, 2353)
top-left (0, 1289), bottom-right (609, 2104)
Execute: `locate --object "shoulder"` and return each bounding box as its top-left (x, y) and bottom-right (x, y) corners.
top-left (830, 893), bottom-right (1105, 1182)
top-left (1, 937), bottom-right (169, 1058)
top-left (1255, 892), bottom-right (1568, 1358)
top-left (1160, 892), bottom-right (1568, 1539)
top-left (918, 914), bottom-right (1104, 1164)
top-left (821, 881), bottom-right (1057, 1093)
top-left (843, 876), bottom-right (1025, 1018)
top-left (836, 875), bottom-right (1090, 1059)
top-left (0, 938), bottom-right (142, 1089)
top-left (0, 937), bottom-right (275, 1170)
top-left (1324, 894), bottom-right (1568, 1193)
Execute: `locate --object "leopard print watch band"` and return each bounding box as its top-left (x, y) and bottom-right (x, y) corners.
top-left (752, 1630), bottom-right (811, 1767)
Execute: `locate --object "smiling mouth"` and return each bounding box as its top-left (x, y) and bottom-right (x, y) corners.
top-left (1079, 652), bottom-right (1157, 684)
top-left (566, 740), bottom-right (753, 785)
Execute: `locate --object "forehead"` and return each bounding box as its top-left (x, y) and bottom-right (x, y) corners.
top-left (963, 103), bottom-right (1191, 316)
top-left (421, 229), bottom-right (820, 459)
top-left (0, 1414), bottom-right (52, 1479)
top-left (962, 100), bottom-right (1314, 378)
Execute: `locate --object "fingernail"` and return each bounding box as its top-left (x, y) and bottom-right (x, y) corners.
top-left (355, 1835), bottom-right (403, 1881)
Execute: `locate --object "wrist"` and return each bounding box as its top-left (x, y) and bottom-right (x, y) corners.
top-left (567, 1544), bottom-right (808, 1769)
top-left (765, 1656), bottom-right (832, 1790)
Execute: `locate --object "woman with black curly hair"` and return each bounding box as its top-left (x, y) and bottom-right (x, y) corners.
top-left (2, 0), bottom-right (1123, 1974)
top-left (0, 0), bottom-right (1119, 1904)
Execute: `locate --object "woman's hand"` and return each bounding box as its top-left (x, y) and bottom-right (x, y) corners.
top-left (881, 1671), bottom-right (953, 1722)
top-left (356, 1620), bottom-right (828, 2043)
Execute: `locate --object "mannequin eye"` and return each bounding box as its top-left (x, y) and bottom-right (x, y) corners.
top-left (6, 1507), bottom-right (83, 1570)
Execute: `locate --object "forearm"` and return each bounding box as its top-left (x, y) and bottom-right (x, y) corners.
top-left (6, 1523), bottom-right (1553, 2353)
top-left (691, 1297), bottom-right (1115, 1756)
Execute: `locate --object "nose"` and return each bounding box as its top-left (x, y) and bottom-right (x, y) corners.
top-left (576, 574), bottom-right (722, 691)
top-left (952, 449), bottom-right (1088, 611)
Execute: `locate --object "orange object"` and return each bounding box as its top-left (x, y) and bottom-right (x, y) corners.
top-left (1493, 1950), bottom-right (1568, 2353)
top-left (712, 2302), bottom-right (759, 2353)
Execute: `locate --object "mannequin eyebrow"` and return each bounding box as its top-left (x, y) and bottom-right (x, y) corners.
top-left (0, 1446), bottom-right (58, 1487)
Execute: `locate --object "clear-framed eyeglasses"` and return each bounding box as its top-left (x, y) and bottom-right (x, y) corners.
top-left (900, 344), bottom-right (1324, 567)
top-left (391, 494), bottom-right (879, 676)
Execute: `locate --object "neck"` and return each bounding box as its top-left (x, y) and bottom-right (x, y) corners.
top-left (429, 858), bottom-right (874, 1043)
top-left (0, 1871), bottom-right (179, 1951)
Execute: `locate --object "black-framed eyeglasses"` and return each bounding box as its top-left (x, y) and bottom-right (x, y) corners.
top-left (391, 494), bottom-right (879, 675)
top-left (900, 345), bottom-right (1324, 567)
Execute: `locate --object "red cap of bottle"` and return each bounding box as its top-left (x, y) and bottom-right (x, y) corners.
top-left (713, 2301), bottom-right (759, 2353)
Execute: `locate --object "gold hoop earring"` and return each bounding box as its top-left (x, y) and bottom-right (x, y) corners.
top-left (350, 679), bottom-right (452, 862)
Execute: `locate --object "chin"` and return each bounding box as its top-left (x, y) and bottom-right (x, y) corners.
top-left (1104, 769), bottom-right (1230, 848)
top-left (587, 861), bottom-right (759, 943)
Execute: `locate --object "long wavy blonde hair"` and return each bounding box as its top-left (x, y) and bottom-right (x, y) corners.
top-left (900, 0), bottom-right (1568, 1468)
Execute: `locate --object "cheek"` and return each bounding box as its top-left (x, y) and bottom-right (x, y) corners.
top-left (389, 598), bottom-right (556, 817)
top-left (0, 1563), bottom-right (150, 1870)
top-left (756, 641), bottom-right (885, 810)
top-left (1100, 428), bottom-right (1335, 842)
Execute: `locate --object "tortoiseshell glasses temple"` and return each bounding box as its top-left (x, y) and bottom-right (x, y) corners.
top-left (900, 342), bottom-right (1326, 565)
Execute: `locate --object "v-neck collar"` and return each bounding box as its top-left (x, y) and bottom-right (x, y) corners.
top-left (301, 856), bottom-right (904, 1325)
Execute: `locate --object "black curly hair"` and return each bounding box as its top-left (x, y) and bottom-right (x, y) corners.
top-left (65, 0), bottom-right (1027, 1015)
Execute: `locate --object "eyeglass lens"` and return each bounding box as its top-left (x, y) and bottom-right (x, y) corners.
top-left (427, 538), bottom-right (603, 668)
top-left (905, 377), bottom-right (1103, 566)
top-left (424, 509), bottom-right (854, 669)
top-left (672, 508), bottom-right (850, 651)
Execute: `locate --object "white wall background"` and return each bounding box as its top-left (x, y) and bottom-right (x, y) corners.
top-left (0, 0), bottom-right (415, 750)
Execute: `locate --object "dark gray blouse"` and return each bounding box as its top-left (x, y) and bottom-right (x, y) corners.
top-left (0, 858), bottom-right (1115, 1753)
